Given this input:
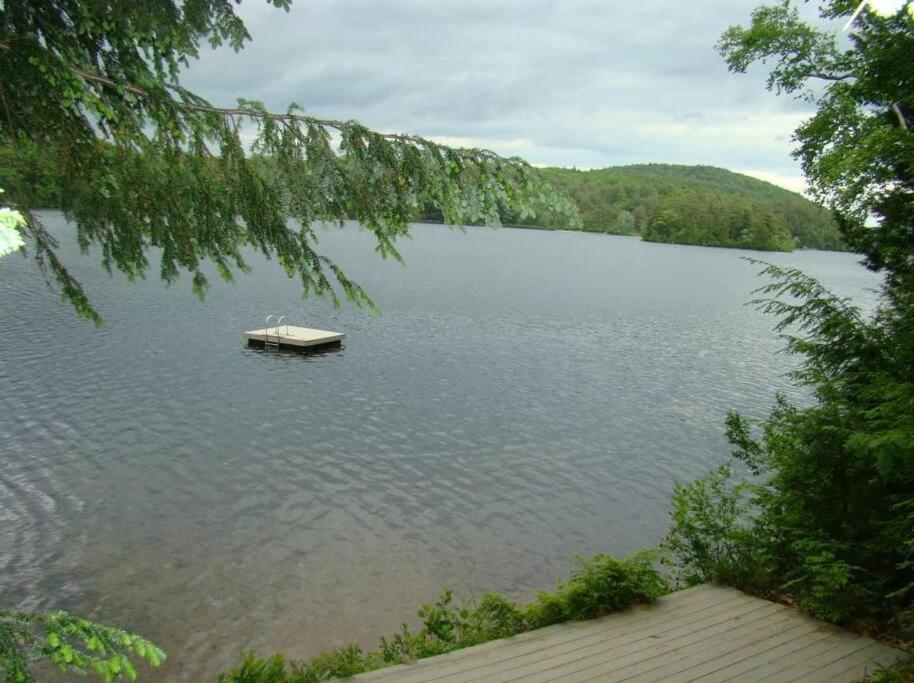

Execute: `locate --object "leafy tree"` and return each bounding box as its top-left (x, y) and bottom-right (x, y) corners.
top-left (718, 0), bottom-right (913, 274)
top-left (0, 0), bottom-right (575, 325)
top-left (665, 0), bottom-right (914, 634)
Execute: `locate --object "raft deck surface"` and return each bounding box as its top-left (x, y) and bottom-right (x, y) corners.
top-left (244, 325), bottom-right (344, 349)
top-left (352, 585), bottom-right (908, 682)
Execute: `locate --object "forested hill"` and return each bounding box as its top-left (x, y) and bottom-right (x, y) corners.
top-left (504, 164), bottom-right (845, 252)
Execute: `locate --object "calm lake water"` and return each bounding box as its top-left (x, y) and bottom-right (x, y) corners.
top-left (0, 213), bottom-right (881, 680)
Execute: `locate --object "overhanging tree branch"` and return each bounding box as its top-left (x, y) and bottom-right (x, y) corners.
top-left (0, 39), bottom-right (482, 151)
top-left (0, 6), bottom-right (580, 324)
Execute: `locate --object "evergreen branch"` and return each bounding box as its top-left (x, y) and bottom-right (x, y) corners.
top-left (0, 609), bottom-right (165, 682)
top-left (0, 39), bottom-right (498, 153)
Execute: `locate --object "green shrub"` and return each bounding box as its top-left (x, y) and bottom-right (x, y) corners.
top-left (661, 463), bottom-right (763, 590)
top-left (550, 552), bottom-right (668, 620)
top-left (298, 646), bottom-right (372, 682)
top-left (466, 594), bottom-right (526, 642)
top-left (781, 539), bottom-right (873, 623)
top-left (217, 653), bottom-right (296, 683)
top-left (218, 647), bottom-right (378, 683)
top-left (219, 551), bottom-right (667, 681)
top-left (522, 592), bottom-right (567, 629)
top-left (865, 659), bottom-right (914, 683)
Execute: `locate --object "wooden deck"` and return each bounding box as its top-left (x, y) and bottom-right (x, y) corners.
top-left (353, 585), bottom-right (908, 682)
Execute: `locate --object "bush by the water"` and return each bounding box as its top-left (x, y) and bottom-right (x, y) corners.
top-left (217, 552), bottom-right (667, 682)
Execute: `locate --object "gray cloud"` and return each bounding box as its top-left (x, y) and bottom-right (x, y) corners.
top-left (183, 0), bottom-right (834, 193)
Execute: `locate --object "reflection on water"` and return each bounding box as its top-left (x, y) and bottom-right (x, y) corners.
top-left (0, 215), bottom-right (880, 680)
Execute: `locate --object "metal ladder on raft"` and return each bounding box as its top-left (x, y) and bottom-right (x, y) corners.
top-left (263, 314), bottom-right (286, 349)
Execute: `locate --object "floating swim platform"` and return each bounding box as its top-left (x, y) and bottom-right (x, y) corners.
top-left (244, 325), bottom-right (344, 350)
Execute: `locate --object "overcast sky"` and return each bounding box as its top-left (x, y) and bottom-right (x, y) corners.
top-left (183, 0), bottom-right (831, 195)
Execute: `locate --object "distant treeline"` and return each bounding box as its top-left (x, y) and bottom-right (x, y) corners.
top-left (1, 143), bottom-right (844, 252)
top-left (425, 164), bottom-right (846, 252)
top-left (538, 165), bottom-right (844, 251)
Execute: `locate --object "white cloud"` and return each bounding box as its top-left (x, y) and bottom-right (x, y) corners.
top-left (182, 0), bottom-right (826, 191)
top-left (737, 170), bottom-right (810, 195)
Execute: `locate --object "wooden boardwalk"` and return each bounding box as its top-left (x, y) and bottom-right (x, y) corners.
top-left (354, 585), bottom-right (908, 682)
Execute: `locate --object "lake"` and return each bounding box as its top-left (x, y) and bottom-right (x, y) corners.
top-left (0, 214), bottom-right (881, 680)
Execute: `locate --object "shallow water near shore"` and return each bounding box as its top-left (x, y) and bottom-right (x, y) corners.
top-left (0, 214), bottom-right (880, 680)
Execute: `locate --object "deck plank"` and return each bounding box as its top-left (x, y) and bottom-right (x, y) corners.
top-left (679, 626), bottom-right (843, 682)
top-left (621, 616), bottom-right (826, 682)
top-left (351, 585), bottom-right (909, 682)
top-left (698, 618), bottom-right (866, 682)
top-left (412, 590), bottom-right (753, 683)
top-left (503, 601), bottom-right (787, 682)
top-left (768, 640), bottom-right (904, 682)
top-left (534, 604), bottom-right (795, 681)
